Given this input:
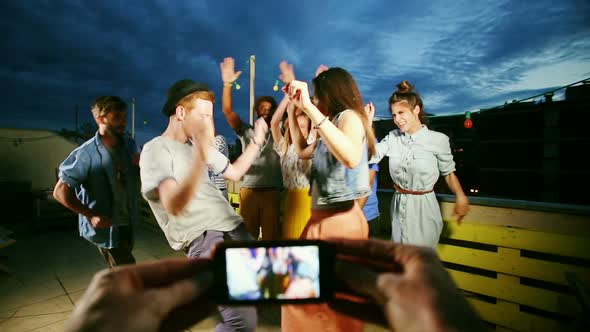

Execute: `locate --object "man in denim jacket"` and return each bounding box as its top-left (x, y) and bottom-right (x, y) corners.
top-left (53, 96), bottom-right (139, 267)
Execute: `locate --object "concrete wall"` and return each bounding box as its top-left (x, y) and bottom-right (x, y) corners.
top-left (0, 128), bottom-right (78, 191)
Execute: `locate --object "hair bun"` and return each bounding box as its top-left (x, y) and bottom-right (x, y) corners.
top-left (396, 80), bottom-right (414, 94)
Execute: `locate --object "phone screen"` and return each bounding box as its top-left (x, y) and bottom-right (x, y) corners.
top-left (224, 245), bottom-right (321, 301)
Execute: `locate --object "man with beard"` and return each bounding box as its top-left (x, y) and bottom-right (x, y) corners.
top-left (54, 96), bottom-right (139, 267)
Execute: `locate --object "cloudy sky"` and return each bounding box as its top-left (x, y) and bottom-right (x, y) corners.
top-left (2, 0), bottom-right (589, 146)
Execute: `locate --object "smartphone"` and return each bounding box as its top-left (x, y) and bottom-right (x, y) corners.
top-left (212, 240), bottom-right (335, 305)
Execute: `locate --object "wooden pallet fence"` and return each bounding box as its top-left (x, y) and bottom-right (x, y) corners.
top-left (438, 200), bottom-right (590, 331)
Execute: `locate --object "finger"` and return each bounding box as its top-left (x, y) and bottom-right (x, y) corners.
top-left (457, 214), bottom-right (464, 224)
top-left (159, 288), bottom-right (217, 332)
top-left (328, 238), bottom-right (399, 263)
top-left (235, 70), bottom-right (242, 79)
top-left (329, 298), bottom-right (388, 328)
top-left (334, 259), bottom-right (387, 304)
top-left (145, 270), bottom-right (214, 318)
top-left (133, 258), bottom-right (212, 287)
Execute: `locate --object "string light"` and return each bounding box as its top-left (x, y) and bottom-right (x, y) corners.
top-left (273, 80), bottom-right (281, 92)
top-left (464, 111), bottom-right (473, 129)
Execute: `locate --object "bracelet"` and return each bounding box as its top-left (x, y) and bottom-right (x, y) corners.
top-left (223, 81), bottom-right (233, 87)
top-left (313, 116), bottom-right (328, 129)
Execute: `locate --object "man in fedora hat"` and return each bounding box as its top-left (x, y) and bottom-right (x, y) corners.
top-left (140, 79), bottom-right (267, 330)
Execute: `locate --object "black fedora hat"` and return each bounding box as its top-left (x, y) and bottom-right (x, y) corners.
top-left (162, 79), bottom-right (210, 116)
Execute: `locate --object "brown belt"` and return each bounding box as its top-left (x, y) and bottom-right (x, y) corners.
top-left (393, 183), bottom-right (434, 195)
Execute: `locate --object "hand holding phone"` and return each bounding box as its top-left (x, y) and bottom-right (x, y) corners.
top-left (213, 240), bottom-right (335, 304)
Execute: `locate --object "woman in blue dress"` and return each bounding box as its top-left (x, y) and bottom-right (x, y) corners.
top-left (369, 80), bottom-right (470, 247)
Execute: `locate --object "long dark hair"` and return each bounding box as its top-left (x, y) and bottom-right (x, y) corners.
top-left (312, 67), bottom-right (376, 157)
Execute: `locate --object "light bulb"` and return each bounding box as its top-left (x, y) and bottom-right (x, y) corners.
top-left (464, 118), bottom-right (473, 129)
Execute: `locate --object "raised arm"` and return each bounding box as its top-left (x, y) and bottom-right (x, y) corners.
top-left (287, 102), bottom-right (317, 159)
top-left (270, 95), bottom-right (289, 145)
top-left (365, 103), bottom-right (392, 164)
top-left (156, 122), bottom-right (213, 216)
top-left (286, 80), bottom-right (364, 168)
top-left (220, 57), bottom-right (245, 133)
top-left (270, 61), bottom-right (297, 145)
top-left (223, 118), bottom-right (269, 181)
top-left (157, 154), bottom-right (207, 216)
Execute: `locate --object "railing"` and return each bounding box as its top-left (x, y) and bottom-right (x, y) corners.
top-left (383, 190), bottom-right (590, 331)
top-left (139, 185), bottom-right (590, 331)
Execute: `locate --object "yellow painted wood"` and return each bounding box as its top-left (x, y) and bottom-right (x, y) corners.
top-left (442, 221), bottom-right (590, 260)
top-left (496, 326), bottom-right (519, 332)
top-left (448, 269), bottom-right (580, 315)
top-left (228, 192), bottom-right (241, 214)
top-left (468, 297), bottom-right (562, 332)
top-left (440, 201), bottom-right (590, 236)
top-left (438, 244), bottom-right (590, 286)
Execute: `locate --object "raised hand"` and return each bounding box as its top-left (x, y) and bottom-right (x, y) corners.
top-left (286, 100), bottom-right (296, 115)
top-left (314, 64), bottom-right (329, 78)
top-left (253, 117), bottom-right (269, 146)
top-left (279, 60), bottom-right (296, 84)
top-left (220, 57), bottom-right (242, 84)
top-left (283, 80), bottom-right (313, 115)
top-left (364, 102), bottom-right (375, 123)
top-left (190, 100), bottom-right (215, 161)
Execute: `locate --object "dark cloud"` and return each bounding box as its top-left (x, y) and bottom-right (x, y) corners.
top-left (1, 0), bottom-right (589, 145)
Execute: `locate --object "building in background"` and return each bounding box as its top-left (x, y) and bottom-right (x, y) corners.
top-left (374, 81), bottom-right (590, 206)
top-left (0, 128), bottom-right (79, 223)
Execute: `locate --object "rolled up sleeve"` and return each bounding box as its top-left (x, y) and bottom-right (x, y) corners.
top-left (58, 149), bottom-right (89, 188)
top-left (436, 135), bottom-right (456, 176)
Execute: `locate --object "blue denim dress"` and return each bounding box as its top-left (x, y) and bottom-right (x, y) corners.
top-left (311, 110), bottom-right (370, 209)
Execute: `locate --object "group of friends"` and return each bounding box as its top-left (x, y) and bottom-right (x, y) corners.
top-left (53, 58), bottom-right (480, 331)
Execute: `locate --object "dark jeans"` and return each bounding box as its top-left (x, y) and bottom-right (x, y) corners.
top-left (368, 216), bottom-right (381, 238)
top-left (98, 226), bottom-right (135, 268)
top-left (186, 224), bottom-right (257, 332)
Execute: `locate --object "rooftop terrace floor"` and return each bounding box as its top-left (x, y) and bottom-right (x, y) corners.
top-left (0, 221), bottom-right (386, 332)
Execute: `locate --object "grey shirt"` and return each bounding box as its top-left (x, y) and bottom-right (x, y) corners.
top-left (237, 123), bottom-right (282, 189)
top-left (140, 136), bottom-right (242, 250)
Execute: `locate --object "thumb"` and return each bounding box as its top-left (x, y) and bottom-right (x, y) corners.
top-left (144, 270), bottom-right (213, 319)
top-left (335, 259), bottom-right (385, 304)
top-left (235, 70), bottom-right (242, 79)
